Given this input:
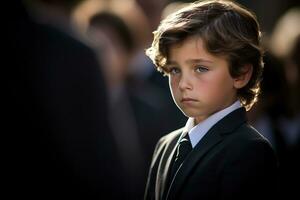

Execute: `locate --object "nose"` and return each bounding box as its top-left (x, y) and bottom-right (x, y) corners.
top-left (179, 73), bottom-right (192, 91)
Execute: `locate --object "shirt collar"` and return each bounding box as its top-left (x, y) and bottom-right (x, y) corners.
top-left (182, 100), bottom-right (242, 148)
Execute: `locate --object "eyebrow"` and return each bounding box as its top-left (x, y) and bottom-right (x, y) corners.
top-left (167, 58), bottom-right (214, 65)
top-left (186, 59), bottom-right (213, 64)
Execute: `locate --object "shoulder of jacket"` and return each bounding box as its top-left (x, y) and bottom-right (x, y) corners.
top-left (227, 123), bottom-right (275, 153)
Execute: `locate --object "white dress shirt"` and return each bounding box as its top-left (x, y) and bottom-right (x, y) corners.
top-left (181, 101), bottom-right (242, 148)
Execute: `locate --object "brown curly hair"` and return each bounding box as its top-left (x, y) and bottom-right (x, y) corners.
top-left (146, 0), bottom-right (264, 110)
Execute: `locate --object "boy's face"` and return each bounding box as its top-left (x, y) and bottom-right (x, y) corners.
top-left (166, 36), bottom-right (238, 124)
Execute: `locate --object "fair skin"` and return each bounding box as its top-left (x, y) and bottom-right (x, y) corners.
top-left (166, 36), bottom-right (252, 124)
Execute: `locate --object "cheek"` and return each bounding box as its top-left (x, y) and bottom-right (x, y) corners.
top-left (169, 77), bottom-right (178, 90)
top-left (194, 75), bottom-right (213, 93)
top-left (169, 77), bottom-right (180, 97)
top-left (199, 73), bottom-right (233, 97)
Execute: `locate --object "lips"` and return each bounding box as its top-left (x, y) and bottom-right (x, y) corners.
top-left (181, 97), bottom-right (198, 102)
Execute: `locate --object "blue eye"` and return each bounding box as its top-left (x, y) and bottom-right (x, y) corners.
top-left (195, 66), bottom-right (209, 73)
top-left (169, 67), bottom-right (180, 75)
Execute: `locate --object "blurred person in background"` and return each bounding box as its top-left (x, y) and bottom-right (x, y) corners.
top-left (86, 10), bottom-right (173, 199)
top-left (87, 11), bottom-right (145, 199)
top-left (247, 52), bottom-right (289, 161)
top-left (131, 0), bottom-right (188, 133)
top-left (248, 6), bottom-right (300, 199)
top-left (8, 0), bottom-right (122, 198)
top-left (269, 8), bottom-right (300, 199)
top-left (281, 35), bottom-right (300, 199)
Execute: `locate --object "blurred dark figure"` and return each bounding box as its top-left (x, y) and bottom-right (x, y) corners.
top-left (248, 53), bottom-right (289, 157)
top-left (87, 11), bottom-right (173, 199)
top-left (130, 0), bottom-right (187, 133)
top-left (8, 0), bottom-right (122, 199)
top-left (268, 7), bottom-right (300, 198)
top-left (87, 11), bottom-right (144, 200)
top-left (246, 6), bottom-right (300, 198)
top-left (280, 35), bottom-right (300, 199)
top-left (285, 35), bottom-right (300, 119)
top-left (248, 51), bottom-right (300, 199)
top-left (248, 45), bottom-right (300, 199)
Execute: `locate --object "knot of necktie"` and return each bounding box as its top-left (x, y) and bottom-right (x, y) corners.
top-left (175, 135), bottom-right (192, 162)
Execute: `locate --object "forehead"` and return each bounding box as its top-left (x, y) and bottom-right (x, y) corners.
top-left (165, 35), bottom-right (230, 70)
top-left (168, 36), bottom-right (213, 61)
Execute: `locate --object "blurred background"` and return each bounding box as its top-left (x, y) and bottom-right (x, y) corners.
top-left (9, 0), bottom-right (299, 199)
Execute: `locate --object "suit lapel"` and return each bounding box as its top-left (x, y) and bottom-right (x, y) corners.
top-left (166, 128), bottom-right (223, 200)
top-left (156, 132), bottom-right (181, 200)
top-left (166, 108), bottom-right (247, 200)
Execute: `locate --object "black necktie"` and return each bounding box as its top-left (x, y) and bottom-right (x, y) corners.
top-left (169, 133), bottom-right (193, 182)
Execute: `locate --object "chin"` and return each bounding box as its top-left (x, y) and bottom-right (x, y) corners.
top-left (180, 108), bottom-right (202, 118)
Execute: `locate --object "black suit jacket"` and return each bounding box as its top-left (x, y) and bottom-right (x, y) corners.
top-left (145, 108), bottom-right (278, 200)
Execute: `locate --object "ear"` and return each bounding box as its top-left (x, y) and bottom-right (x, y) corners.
top-left (233, 64), bottom-right (253, 89)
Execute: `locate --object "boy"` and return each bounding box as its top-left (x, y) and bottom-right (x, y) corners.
top-left (144, 1), bottom-right (278, 200)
